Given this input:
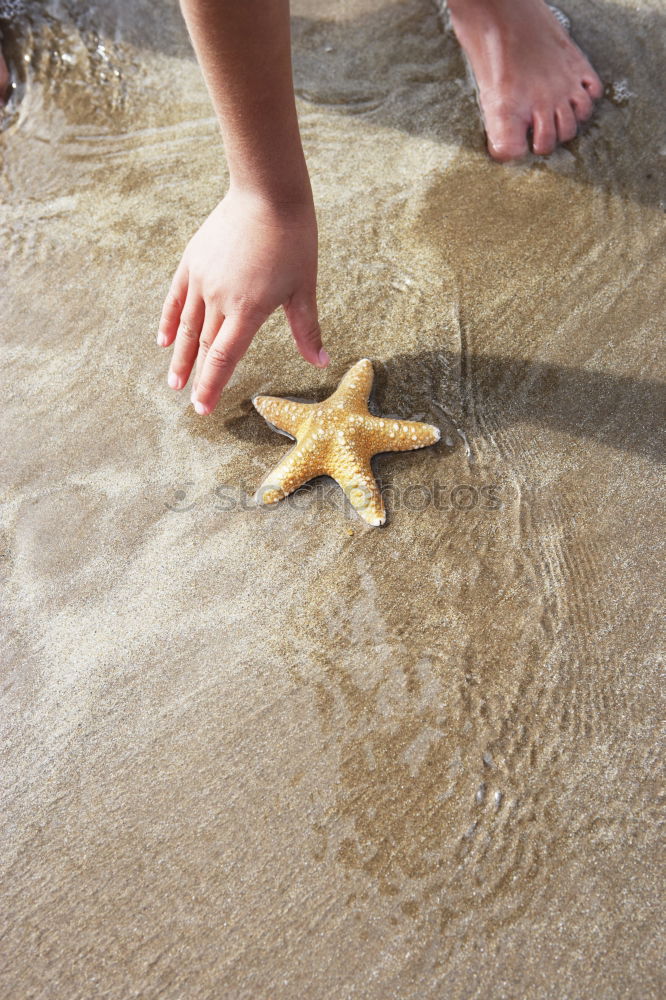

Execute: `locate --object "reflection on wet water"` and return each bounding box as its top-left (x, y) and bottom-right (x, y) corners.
top-left (1, 0), bottom-right (664, 997)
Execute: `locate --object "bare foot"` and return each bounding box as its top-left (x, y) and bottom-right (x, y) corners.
top-left (447, 0), bottom-right (603, 161)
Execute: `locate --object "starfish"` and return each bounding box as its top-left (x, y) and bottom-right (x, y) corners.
top-left (253, 358), bottom-right (440, 526)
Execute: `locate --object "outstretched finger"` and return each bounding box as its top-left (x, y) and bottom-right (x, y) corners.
top-left (157, 263), bottom-right (188, 348)
top-left (284, 291), bottom-right (329, 367)
top-left (191, 304), bottom-right (224, 400)
top-left (192, 312), bottom-right (263, 415)
top-left (168, 288), bottom-right (205, 391)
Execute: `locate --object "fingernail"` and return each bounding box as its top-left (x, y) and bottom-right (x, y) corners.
top-left (168, 371), bottom-right (181, 390)
top-left (156, 332), bottom-right (167, 347)
top-left (318, 348), bottom-right (330, 367)
top-left (194, 400), bottom-right (207, 416)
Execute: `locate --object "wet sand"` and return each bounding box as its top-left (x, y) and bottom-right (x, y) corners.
top-left (1, 1), bottom-right (665, 997)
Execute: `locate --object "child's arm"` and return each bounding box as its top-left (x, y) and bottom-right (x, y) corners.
top-left (157, 0), bottom-right (329, 415)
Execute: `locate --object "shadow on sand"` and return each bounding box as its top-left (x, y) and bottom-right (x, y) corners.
top-left (222, 348), bottom-right (664, 465)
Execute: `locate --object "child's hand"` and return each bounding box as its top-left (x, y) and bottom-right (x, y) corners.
top-left (157, 189), bottom-right (328, 414)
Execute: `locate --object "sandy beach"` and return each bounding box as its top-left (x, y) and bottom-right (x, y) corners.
top-left (1, 1), bottom-right (665, 996)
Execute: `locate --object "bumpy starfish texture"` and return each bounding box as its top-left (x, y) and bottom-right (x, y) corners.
top-left (253, 358), bottom-right (440, 526)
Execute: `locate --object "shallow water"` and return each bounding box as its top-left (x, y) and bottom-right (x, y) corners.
top-left (1, 1), bottom-right (665, 997)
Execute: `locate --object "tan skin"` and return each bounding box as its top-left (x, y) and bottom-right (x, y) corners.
top-left (447, 0), bottom-right (603, 160)
top-left (158, 0), bottom-right (326, 417)
top-left (159, 0), bottom-right (603, 414)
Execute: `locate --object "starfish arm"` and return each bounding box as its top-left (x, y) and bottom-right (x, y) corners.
top-left (252, 361), bottom-right (439, 526)
top-left (254, 441), bottom-right (325, 505)
top-left (365, 416), bottom-right (440, 453)
top-left (330, 358), bottom-right (375, 407)
top-left (253, 395), bottom-right (312, 437)
top-left (329, 452), bottom-right (386, 526)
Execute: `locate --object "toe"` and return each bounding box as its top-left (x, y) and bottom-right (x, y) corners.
top-left (555, 103), bottom-right (578, 144)
top-left (571, 86), bottom-right (594, 122)
top-left (582, 68), bottom-right (604, 101)
top-left (485, 109), bottom-right (530, 162)
top-left (531, 108), bottom-right (557, 156)
top-left (0, 53), bottom-right (9, 102)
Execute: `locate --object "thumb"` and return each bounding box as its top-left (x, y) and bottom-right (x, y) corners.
top-left (284, 291), bottom-right (330, 368)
